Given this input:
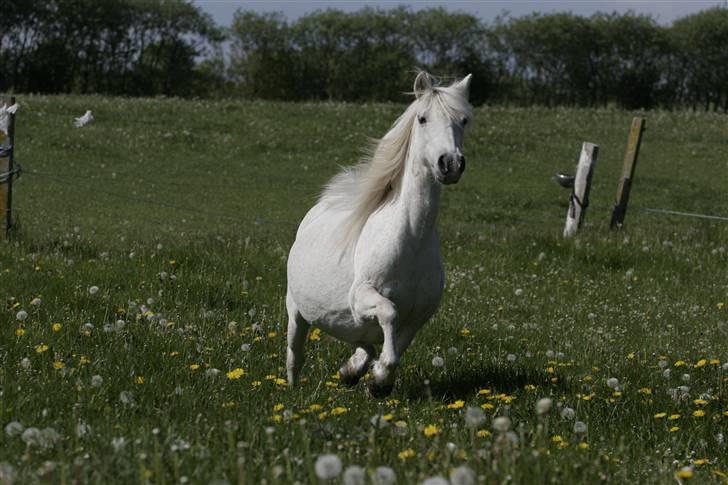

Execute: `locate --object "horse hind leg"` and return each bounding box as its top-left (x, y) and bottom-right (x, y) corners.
top-left (351, 284), bottom-right (399, 398)
top-left (286, 292), bottom-right (310, 386)
top-left (339, 345), bottom-right (375, 387)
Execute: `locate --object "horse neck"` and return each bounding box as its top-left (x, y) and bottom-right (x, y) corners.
top-left (394, 152), bottom-right (442, 242)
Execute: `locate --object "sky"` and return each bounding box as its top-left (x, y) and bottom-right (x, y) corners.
top-left (194, 1), bottom-right (725, 26)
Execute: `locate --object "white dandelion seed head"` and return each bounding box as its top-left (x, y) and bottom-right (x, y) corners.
top-left (535, 397), bottom-right (553, 415)
top-left (464, 406), bottom-right (486, 429)
top-left (30, 298), bottom-right (42, 306)
top-left (514, 288), bottom-right (523, 297)
top-left (372, 466), bottom-right (397, 485)
top-left (88, 286), bottom-right (99, 295)
top-left (91, 375), bottom-right (103, 387)
top-left (560, 407), bottom-right (576, 420)
top-left (20, 358), bottom-right (31, 370)
top-left (0, 462), bottom-right (16, 484)
top-left (506, 353), bottom-right (516, 363)
top-left (119, 391), bottom-right (134, 406)
top-left (431, 356), bottom-right (444, 367)
top-left (314, 454), bottom-right (342, 480)
top-left (21, 427), bottom-right (42, 447)
top-left (343, 465), bottom-right (367, 485)
top-left (446, 442), bottom-right (457, 453)
top-left (205, 368), bottom-right (221, 378)
top-left (76, 421), bottom-right (90, 438)
top-left (663, 369), bottom-right (671, 379)
top-left (450, 465), bottom-right (476, 485)
top-left (716, 433), bottom-right (724, 445)
top-left (16, 310), bottom-right (28, 321)
top-left (111, 436), bottom-right (127, 452)
top-left (573, 421), bottom-right (588, 434)
top-left (681, 373), bottom-right (691, 382)
top-left (545, 350), bottom-right (555, 359)
top-left (606, 377), bottom-right (619, 389)
top-left (241, 343), bottom-right (251, 352)
top-left (115, 320), bottom-right (126, 331)
top-left (658, 360), bottom-right (668, 369)
top-left (722, 363), bottom-right (728, 372)
top-left (5, 421), bottom-right (24, 438)
top-left (422, 476), bottom-right (449, 485)
top-left (493, 416), bottom-right (511, 433)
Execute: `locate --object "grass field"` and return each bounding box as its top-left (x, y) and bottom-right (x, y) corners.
top-left (1, 95), bottom-right (727, 484)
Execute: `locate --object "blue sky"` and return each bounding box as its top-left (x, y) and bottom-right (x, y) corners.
top-left (194, 1), bottom-right (724, 26)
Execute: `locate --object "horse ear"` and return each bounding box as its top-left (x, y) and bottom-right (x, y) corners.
top-left (413, 70), bottom-right (433, 98)
top-left (452, 74), bottom-right (473, 97)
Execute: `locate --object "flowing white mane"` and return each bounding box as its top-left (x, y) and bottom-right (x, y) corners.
top-left (319, 72), bottom-right (473, 249)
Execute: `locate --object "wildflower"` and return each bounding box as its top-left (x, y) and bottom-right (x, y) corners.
top-left (398, 448), bottom-right (415, 460)
top-left (464, 406), bottom-right (485, 428)
top-left (447, 400), bottom-right (465, 410)
top-left (460, 327), bottom-right (470, 336)
top-left (423, 424), bottom-right (439, 437)
top-left (514, 288), bottom-right (523, 296)
top-left (35, 344), bottom-right (49, 353)
top-left (578, 442), bottom-right (589, 449)
top-left (370, 415), bottom-right (390, 429)
top-left (551, 435), bottom-right (568, 449)
top-left (606, 377), bottom-right (619, 389)
top-left (627, 352), bottom-right (635, 360)
top-left (53, 361), bottom-right (64, 370)
top-left (314, 454), bottom-right (342, 480)
top-left (693, 399), bottom-right (708, 406)
top-left (226, 368), bottom-right (244, 380)
top-left (15, 329), bottom-right (24, 337)
top-left (5, 421), bottom-right (24, 438)
top-left (573, 421), bottom-right (588, 433)
top-left (669, 414), bottom-right (681, 420)
top-left (20, 358), bottom-right (30, 369)
top-left (476, 429), bottom-right (492, 438)
top-left (273, 403), bottom-right (284, 412)
top-left (535, 397), bottom-right (553, 415)
top-left (431, 356), bottom-right (444, 367)
top-left (309, 328), bottom-right (321, 341)
top-left (478, 388), bottom-right (491, 395)
top-left (342, 466), bottom-right (366, 485)
top-left (331, 407), bottom-right (348, 416)
top-left (21, 427), bottom-right (42, 447)
top-left (654, 412), bottom-right (667, 419)
top-left (16, 310), bottom-right (28, 321)
top-left (88, 286), bottom-right (99, 295)
top-left (506, 353), bottom-right (516, 362)
top-left (91, 375), bottom-right (103, 387)
top-left (693, 459), bottom-right (708, 466)
top-left (492, 416), bottom-right (511, 433)
top-left (135, 376), bottom-right (145, 385)
top-left (561, 407), bottom-right (576, 420)
top-left (674, 360), bottom-right (687, 367)
top-left (449, 466), bottom-right (476, 485)
top-left (371, 466), bottom-right (396, 485)
top-left (676, 467), bottom-right (693, 479)
top-left (422, 477), bottom-right (449, 485)
top-left (692, 410), bottom-right (705, 417)
top-left (52, 323), bottom-right (62, 332)
top-left (638, 387), bottom-right (652, 395)
top-left (694, 359), bottom-right (707, 368)
top-left (670, 426), bottom-right (680, 432)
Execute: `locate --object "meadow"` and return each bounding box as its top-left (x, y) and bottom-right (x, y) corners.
top-left (1, 95), bottom-right (727, 484)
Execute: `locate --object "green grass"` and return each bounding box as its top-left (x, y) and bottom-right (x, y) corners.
top-left (1, 95), bottom-right (727, 484)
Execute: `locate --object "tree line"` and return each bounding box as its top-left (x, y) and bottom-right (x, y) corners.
top-left (2, 1), bottom-right (728, 111)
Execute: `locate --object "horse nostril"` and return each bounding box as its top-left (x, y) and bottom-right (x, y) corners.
top-left (437, 155), bottom-right (448, 173)
top-left (459, 156), bottom-right (466, 173)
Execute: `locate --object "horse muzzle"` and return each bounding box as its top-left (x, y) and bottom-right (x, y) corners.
top-left (436, 153), bottom-right (465, 185)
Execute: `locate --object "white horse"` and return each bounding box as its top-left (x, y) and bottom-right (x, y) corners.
top-left (286, 71), bottom-right (473, 396)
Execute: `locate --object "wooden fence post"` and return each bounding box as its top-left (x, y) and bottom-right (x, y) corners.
top-left (0, 96), bottom-right (16, 239)
top-left (610, 117), bottom-right (646, 229)
top-left (564, 142), bottom-right (599, 238)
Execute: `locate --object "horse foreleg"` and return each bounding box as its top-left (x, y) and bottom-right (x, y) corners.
top-left (339, 345), bottom-right (375, 387)
top-left (286, 293), bottom-right (310, 386)
top-left (351, 284), bottom-right (399, 397)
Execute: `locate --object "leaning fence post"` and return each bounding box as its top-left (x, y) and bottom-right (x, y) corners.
top-left (0, 96), bottom-right (16, 239)
top-left (610, 117), bottom-right (646, 229)
top-left (564, 142), bottom-right (599, 238)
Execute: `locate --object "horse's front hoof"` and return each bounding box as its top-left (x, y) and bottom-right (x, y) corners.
top-left (367, 381), bottom-right (394, 398)
top-left (339, 371), bottom-right (362, 387)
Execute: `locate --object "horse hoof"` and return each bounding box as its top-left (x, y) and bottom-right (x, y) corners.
top-left (367, 381), bottom-right (394, 398)
top-left (339, 371), bottom-right (362, 387)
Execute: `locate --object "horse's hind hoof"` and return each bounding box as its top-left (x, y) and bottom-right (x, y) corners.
top-left (367, 381), bottom-right (394, 399)
top-left (339, 371), bottom-right (362, 387)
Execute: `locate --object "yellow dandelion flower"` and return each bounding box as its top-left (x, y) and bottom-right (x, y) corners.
top-left (226, 368), bottom-right (245, 380)
top-left (331, 407), bottom-right (348, 416)
top-left (79, 356), bottom-right (90, 365)
top-left (309, 404), bottom-right (323, 412)
top-left (710, 359), bottom-right (720, 365)
top-left (394, 420), bottom-right (407, 429)
top-left (53, 361), bottom-right (64, 370)
top-left (267, 331), bottom-right (277, 338)
top-left (524, 384), bottom-right (537, 391)
top-left (52, 323), bottom-right (62, 332)
top-left (253, 336), bottom-right (262, 343)
top-left (639, 388), bottom-right (652, 395)
top-left (15, 328), bottom-right (25, 337)
top-left (612, 391), bottom-right (622, 398)
top-left (693, 459), bottom-right (708, 466)
top-left (669, 414), bottom-right (681, 420)
top-left (578, 442), bottom-right (589, 450)
top-left (309, 328), bottom-right (321, 341)
top-left (694, 359), bottom-right (707, 368)
top-left (693, 399), bottom-right (708, 406)
top-left (581, 393), bottom-right (595, 401)
top-left (318, 411), bottom-right (328, 420)
top-left (398, 448), bottom-right (416, 460)
top-left (265, 375), bottom-right (276, 380)
top-left (692, 410), bottom-right (705, 417)
top-left (35, 344), bottom-right (49, 353)
top-left (670, 426), bottom-right (680, 432)
top-left (718, 302), bottom-right (725, 310)
top-left (275, 378), bottom-right (287, 386)
top-left (270, 414), bottom-right (282, 423)
top-left (325, 381), bottom-right (338, 388)
top-left (654, 412), bottom-right (667, 419)
top-left (222, 401), bottom-right (236, 408)
top-left (251, 380), bottom-right (261, 387)
top-left (674, 360), bottom-right (687, 367)
top-left (447, 400), bottom-right (465, 410)
top-left (386, 399), bottom-right (400, 406)
top-left (460, 328), bottom-right (471, 336)
top-left (423, 424), bottom-right (439, 437)
top-left (135, 376), bottom-right (145, 385)
top-left (478, 389), bottom-right (491, 395)
top-left (476, 429), bottom-right (491, 438)
top-left (582, 375), bottom-right (593, 382)
top-left (546, 367), bottom-right (555, 374)
top-left (481, 403), bottom-right (494, 410)
top-left (627, 352), bottom-right (635, 360)
top-left (189, 364), bottom-right (200, 370)
top-left (675, 468), bottom-right (693, 479)
top-left (723, 410), bottom-right (728, 417)
top-left (273, 403), bottom-right (284, 412)
top-left (382, 413), bottom-right (394, 421)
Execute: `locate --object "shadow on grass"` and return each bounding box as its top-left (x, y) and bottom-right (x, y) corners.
top-left (400, 363), bottom-right (562, 402)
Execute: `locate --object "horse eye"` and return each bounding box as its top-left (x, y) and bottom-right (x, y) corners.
top-left (418, 115), bottom-right (427, 125)
top-left (462, 118), bottom-right (469, 127)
